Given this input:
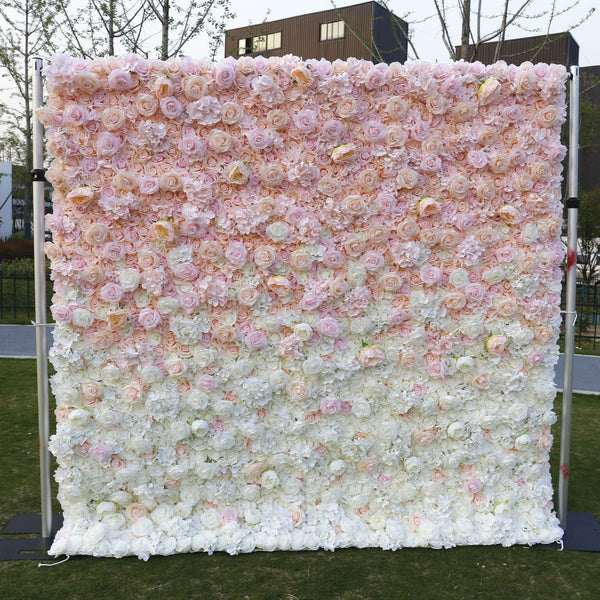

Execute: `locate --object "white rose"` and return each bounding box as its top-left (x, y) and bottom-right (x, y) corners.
top-left (266, 221), bottom-right (291, 243)
top-left (346, 266), bottom-right (367, 287)
top-left (329, 459), bottom-right (347, 475)
top-left (350, 317), bottom-right (373, 335)
top-left (378, 420), bottom-right (398, 440)
top-left (507, 404), bottom-right (528, 423)
top-left (140, 365), bottom-right (163, 384)
top-left (515, 434), bottom-right (533, 450)
top-left (405, 456), bottom-right (422, 472)
top-left (72, 308), bottom-right (94, 328)
top-left (200, 509), bottom-right (220, 529)
top-left (96, 501), bottom-right (116, 517)
top-left (261, 469), bottom-right (279, 489)
top-left (522, 223), bottom-right (539, 244)
top-left (244, 507), bottom-right (261, 525)
top-left (447, 421), bottom-right (467, 440)
top-left (187, 391), bottom-right (209, 410)
top-left (511, 328), bottom-right (534, 348)
top-left (448, 268), bottom-right (469, 288)
top-left (213, 431), bottom-right (235, 450)
top-left (102, 363), bottom-right (121, 384)
top-left (302, 356), bottom-right (324, 376)
top-left (482, 266), bottom-right (505, 285)
top-left (352, 398), bottom-right (371, 418)
top-left (133, 288), bottom-right (151, 307)
top-left (131, 516), bottom-right (153, 537)
top-left (269, 369), bottom-right (290, 390)
top-left (82, 523), bottom-right (105, 547)
top-left (293, 323), bottom-right (313, 341)
top-left (119, 268), bottom-right (141, 291)
top-left (95, 407), bottom-right (121, 428)
top-left (241, 484), bottom-right (261, 501)
top-left (157, 296), bottom-right (179, 314)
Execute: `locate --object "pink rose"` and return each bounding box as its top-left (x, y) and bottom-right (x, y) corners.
top-left (420, 265), bottom-right (442, 285)
top-left (89, 443), bottom-right (113, 463)
top-left (138, 307), bottom-right (161, 329)
top-left (107, 69), bottom-right (135, 90)
top-left (221, 507), bottom-right (238, 524)
top-left (299, 292), bottom-right (323, 311)
top-left (322, 248), bottom-right (345, 269)
top-left (139, 176), bottom-right (159, 195)
top-left (364, 63), bottom-right (389, 89)
top-left (320, 397), bottom-right (341, 414)
top-left (225, 241), bottom-right (247, 266)
top-left (363, 119), bottom-right (385, 143)
top-left (245, 128), bottom-right (272, 151)
top-left (215, 63), bottom-right (236, 88)
top-left (363, 251), bottom-right (385, 272)
top-left (293, 109), bottom-right (318, 133)
top-left (358, 345), bottom-right (385, 367)
top-left (100, 282), bottom-right (124, 304)
top-left (97, 132), bottom-right (122, 156)
top-left (467, 150), bottom-right (488, 169)
top-left (160, 96), bottom-right (183, 119)
top-left (246, 330), bottom-right (268, 350)
top-left (319, 317), bottom-right (341, 338)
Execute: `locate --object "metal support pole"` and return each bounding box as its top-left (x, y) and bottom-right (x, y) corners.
top-left (558, 65), bottom-right (580, 529)
top-left (32, 57), bottom-right (53, 543)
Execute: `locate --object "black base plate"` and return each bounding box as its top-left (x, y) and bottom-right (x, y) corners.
top-left (562, 512), bottom-right (600, 551)
top-left (0, 514), bottom-right (63, 561)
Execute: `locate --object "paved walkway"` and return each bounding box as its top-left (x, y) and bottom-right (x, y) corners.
top-left (1, 324), bottom-right (599, 394)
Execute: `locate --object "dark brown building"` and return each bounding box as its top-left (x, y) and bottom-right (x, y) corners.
top-left (224, 1), bottom-right (408, 64)
top-left (457, 32), bottom-right (580, 68)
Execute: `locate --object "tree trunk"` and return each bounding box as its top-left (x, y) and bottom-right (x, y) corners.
top-left (161, 0), bottom-right (169, 61)
top-left (460, 0), bottom-right (471, 61)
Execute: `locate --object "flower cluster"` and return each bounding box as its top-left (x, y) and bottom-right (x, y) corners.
top-left (41, 54), bottom-right (566, 559)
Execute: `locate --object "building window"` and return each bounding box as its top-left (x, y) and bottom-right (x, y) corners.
top-left (320, 20), bottom-right (345, 41)
top-left (238, 32), bottom-right (282, 55)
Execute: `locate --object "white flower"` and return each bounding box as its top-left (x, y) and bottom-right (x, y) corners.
top-left (293, 323), bottom-right (313, 341)
top-left (329, 460), bottom-right (347, 475)
top-left (352, 399), bottom-right (371, 418)
top-left (260, 470), bottom-right (279, 489)
top-left (119, 268), bottom-right (141, 291)
top-left (447, 421), bottom-right (467, 440)
top-left (200, 509), bottom-right (220, 529)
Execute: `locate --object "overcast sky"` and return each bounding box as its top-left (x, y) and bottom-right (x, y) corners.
top-left (196, 0), bottom-right (598, 67)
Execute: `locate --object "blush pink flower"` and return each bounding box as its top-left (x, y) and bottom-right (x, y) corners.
top-left (137, 307), bottom-right (161, 329)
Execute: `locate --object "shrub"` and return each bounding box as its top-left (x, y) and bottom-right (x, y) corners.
top-left (0, 239), bottom-right (34, 259)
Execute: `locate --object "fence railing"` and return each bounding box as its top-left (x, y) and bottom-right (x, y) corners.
top-left (569, 283), bottom-right (600, 351)
top-left (0, 264), bottom-right (52, 323)
top-left (2, 269), bottom-right (600, 350)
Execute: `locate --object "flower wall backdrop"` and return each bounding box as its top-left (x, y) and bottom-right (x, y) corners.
top-left (40, 54), bottom-right (567, 559)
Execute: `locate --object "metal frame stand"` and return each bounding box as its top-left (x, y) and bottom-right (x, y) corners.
top-left (556, 65), bottom-right (600, 552)
top-left (0, 57), bottom-right (61, 561)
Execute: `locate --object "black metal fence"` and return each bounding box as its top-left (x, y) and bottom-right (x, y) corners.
top-left (0, 265), bottom-right (52, 323)
top-left (570, 283), bottom-right (600, 351)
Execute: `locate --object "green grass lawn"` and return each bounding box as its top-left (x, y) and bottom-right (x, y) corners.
top-left (1, 358), bottom-right (599, 600)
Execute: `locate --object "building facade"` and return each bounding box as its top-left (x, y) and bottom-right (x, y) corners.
top-left (458, 32), bottom-right (580, 68)
top-left (224, 1), bottom-right (408, 64)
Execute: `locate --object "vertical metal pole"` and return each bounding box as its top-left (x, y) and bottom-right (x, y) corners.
top-left (558, 65), bottom-right (580, 529)
top-left (32, 57), bottom-right (53, 542)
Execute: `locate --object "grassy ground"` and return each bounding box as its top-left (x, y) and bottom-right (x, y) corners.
top-left (0, 358), bottom-right (599, 600)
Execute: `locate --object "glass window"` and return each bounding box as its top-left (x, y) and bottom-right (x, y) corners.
top-left (267, 32), bottom-right (281, 50)
top-left (320, 20), bottom-right (345, 41)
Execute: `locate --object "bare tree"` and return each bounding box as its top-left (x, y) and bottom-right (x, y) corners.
top-left (146, 0), bottom-right (235, 60)
top-left (0, 0), bottom-right (59, 233)
top-left (54, 0), bottom-right (151, 58)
